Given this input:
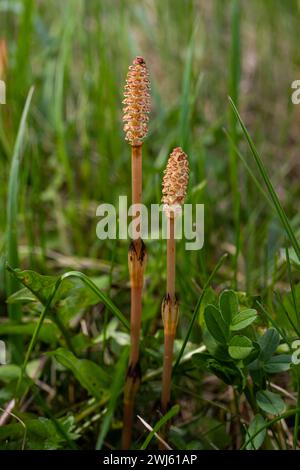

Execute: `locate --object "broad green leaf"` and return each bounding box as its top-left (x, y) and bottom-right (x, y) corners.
top-left (245, 414), bottom-right (266, 450)
top-left (263, 355), bottom-right (291, 373)
top-left (7, 268), bottom-right (108, 325)
top-left (242, 342), bottom-right (260, 365)
top-left (7, 288), bottom-right (36, 304)
top-left (248, 359), bottom-right (266, 390)
top-left (256, 390), bottom-right (286, 415)
top-left (228, 335), bottom-right (253, 359)
top-left (174, 253), bottom-right (228, 373)
top-left (258, 328), bottom-right (280, 361)
top-left (57, 276), bottom-right (110, 325)
top-left (230, 309), bottom-right (257, 331)
top-left (0, 364), bottom-right (21, 382)
top-left (93, 318), bottom-right (130, 347)
top-left (202, 328), bottom-right (230, 360)
top-left (204, 304), bottom-right (229, 344)
top-left (49, 348), bottom-right (109, 400)
top-left (193, 353), bottom-right (244, 387)
top-left (7, 268), bottom-right (61, 304)
top-left (198, 287), bottom-right (217, 329)
top-left (71, 333), bottom-right (94, 354)
top-left (0, 322), bottom-right (59, 343)
top-left (219, 290), bottom-right (238, 324)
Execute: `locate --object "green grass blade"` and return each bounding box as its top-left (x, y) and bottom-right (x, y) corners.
top-left (95, 346), bottom-right (129, 450)
top-left (14, 0), bottom-right (34, 97)
top-left (6, 86), bottom-right (34, 321)
top-left (228, 0), bottom-right (241, 289)
top-left (140, 404), bottom-right (180, 450)
top-left (273, 291), bottom-right (300, 337)
top-left (224, 128), bottom-right (273, 209)
top-left (228, 97), bottom-right (300, 262)
top-left (285, 247), bottom-right (298, 328)
top-left (179, 31), bottom-right (195, 151)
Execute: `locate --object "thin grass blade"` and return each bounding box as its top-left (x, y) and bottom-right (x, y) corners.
top-left (228, 97), bottom-right (300, 262)
top-left (95, 346), bottom-right (129, 449)
top-left (173, 253), bottom-right (228, 373)
top-left (6, 86), bottom-right (34, 322)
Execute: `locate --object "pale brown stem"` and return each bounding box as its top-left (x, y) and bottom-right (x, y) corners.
top-left (161, 333), bottom-right (175, 413)
top-left (122, 399), bottom-right (135, 450)
top-left (122, 361), bottom-right (140, 450)
top-left (122, 145), bottom-right (146, 449)
top-left (130, 284), bottom-right (143, 365)
top-left (130, 145), bottom-right (143, 366)
top-left (131, 145), bottom-right (142, 206)
top-left (160, 214), bottom-right (178, 449)
top-left (167, 216), bottom-right (175, 302)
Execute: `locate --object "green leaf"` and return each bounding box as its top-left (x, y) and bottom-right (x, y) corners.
top-left (7, 268), bottom-right (60, 305)
top-left (198, 287), bottom-right (217, 329)
top-left (7, 288), bottom-right (37, 304)
top-left (0, 321), bottom-right (59, 343)
top-left (245, 414), bottom-right (266, 450)
top-left (263, 355), bottom-right (291, 373)
top-left (248, 359), bottom-right (266, 390)
top-left (256, 390), bottom-right (286, 415)
top-left (0, 417), bottom-right (77, 450)
top-left (173, 253), bottom-right (228, 373)
top-left (0, 364), bottom-right (21, 382)
top-left (57, 276), bottom-right (109, 325)
top-left (228, 335), bottom-right (253, 359)
top-left (55, 271), bottom-right (129, 330)
top-left (7, 269), bottom-right (111, 325)
top-left (258, 328), bottom-right (280, 362)
top-left (204, 304), bottom-right (229, 344)
top-left (230, 309), bottom-right (257, 331)
top-left (219, 289), bottom-right (238, 324)
top-left (49, 348), bottom-right (109, 400)
top-left (193, 353), bottom-right (244, 387)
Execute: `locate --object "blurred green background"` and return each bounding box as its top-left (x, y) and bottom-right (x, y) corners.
top-left (1, 0), bottom-right (300, 449)
top-left (1, 0), bottom-right (300, 298)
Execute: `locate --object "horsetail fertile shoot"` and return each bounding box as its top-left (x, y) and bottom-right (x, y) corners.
top-left (161, 147), bottom-right (189, 417)
top-left (121, 56), bottom-right (150, 450)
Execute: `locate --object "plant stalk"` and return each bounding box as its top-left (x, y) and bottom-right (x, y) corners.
top-left (160, 215), bottom-right (179, 448)
top-left (131, 145), bottom-right (142, 206)
top-left (167, 216), bottom-right (176, 302)
top-left (161, 332), bottom-right (175, 413)
top-left (122, 144), bottom-right (146, 449)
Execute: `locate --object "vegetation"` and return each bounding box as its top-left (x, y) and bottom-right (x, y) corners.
top-left (1, 0), bottom-right (300, 450)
